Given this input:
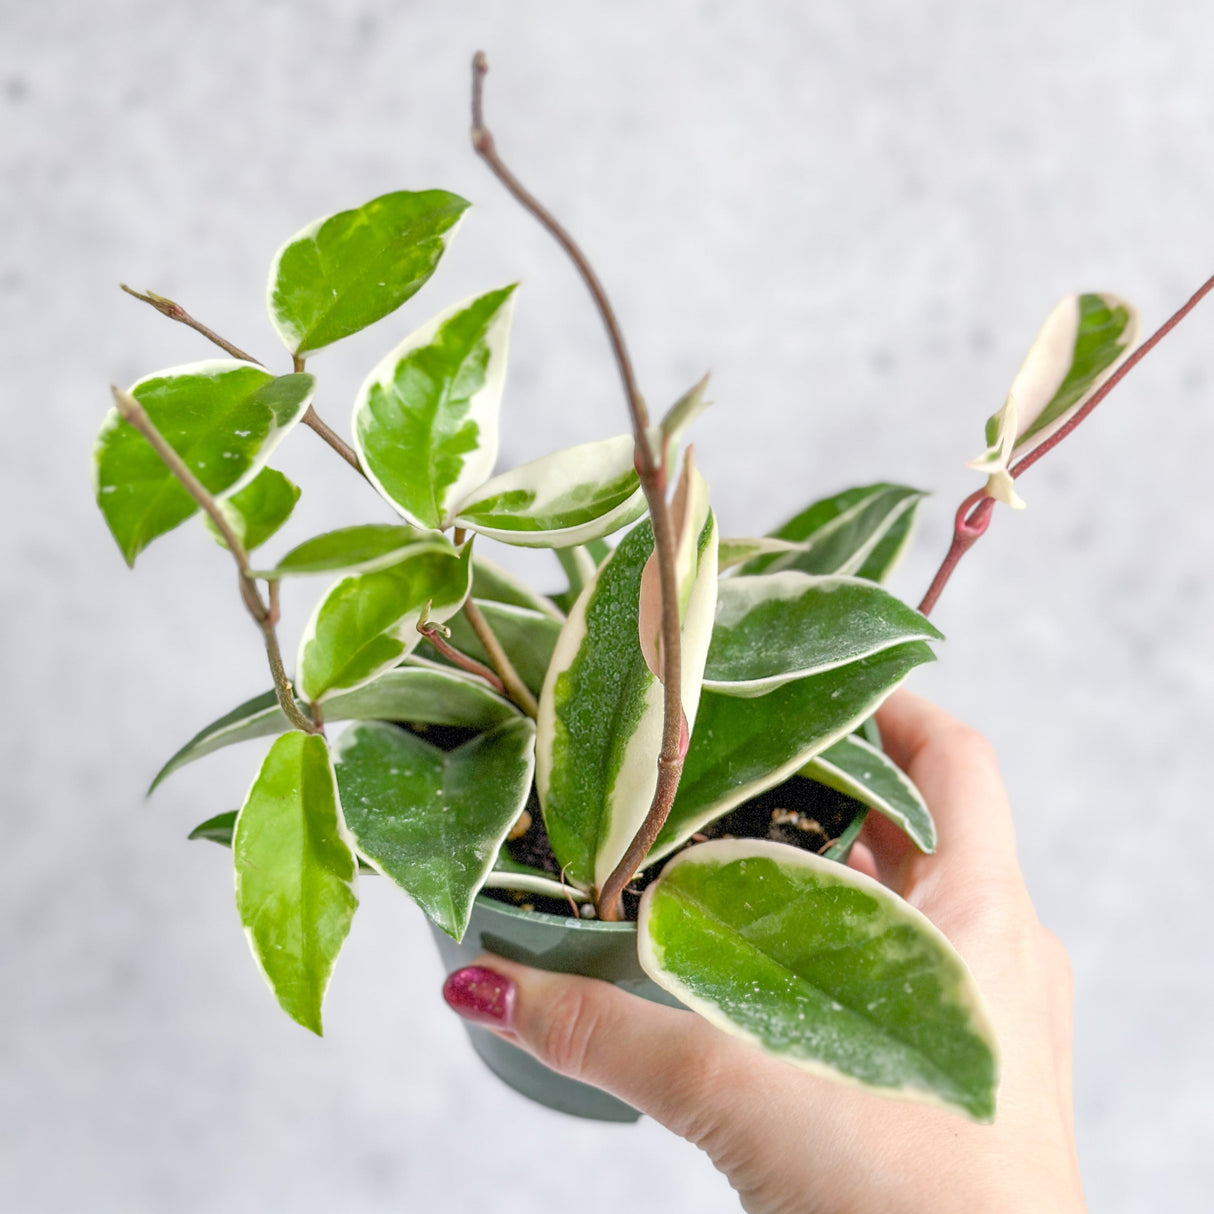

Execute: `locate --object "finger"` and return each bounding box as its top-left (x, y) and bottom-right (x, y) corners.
top-left (874, 690), bottom-right (1021, 894)
top-left (442, 955), bottom-right (748, 1142)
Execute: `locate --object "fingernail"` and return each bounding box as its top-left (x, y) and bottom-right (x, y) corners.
top-left (442, 965), bottom-right (516, 1029)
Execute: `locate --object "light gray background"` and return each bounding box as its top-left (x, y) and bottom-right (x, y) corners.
top-left (3, 1), bottom-right (1212, 1210)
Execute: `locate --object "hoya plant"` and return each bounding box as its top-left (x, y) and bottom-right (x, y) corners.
top-left (94, 54), bottom-right (1202, 1125)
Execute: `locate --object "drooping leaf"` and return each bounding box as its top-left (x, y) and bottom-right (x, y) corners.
top-left (968, 293), bottom-right (1139, 508)
top-left (254, 524), bottom-right (454, 578)
top-left (94, 361), bottom-right (316, 565)
top-left (537, 507), bottom-right (719, 891)
top-left (267, 189), bottom-right (469, 356)
top-left (206, 467), bottom-right (301, 553)
top-left (296, 542), bottom-right (472, 702)
top-left (471, 556), bottom-right (564, 618)
top-left (455, 433), bottom-right (645, 547)
top-left (234, 732), bottom-right (358, 1035)
top-left (148, 666), bottom-right (518, 793)
top-left (352, 287), bottom-right (516, 528)
top-left (648, 642), bottom-right (936, 866)
top-left (441, 600), bottom-right (561, 697)
top-left (334, 718), bottom-right (536, 939)
top-left (703, 573), bottom-right (942, 696)
top-left (638, 839), bottom-right (999, 1120)
top-left (803, 733), bottom-right (935, 853)
top-left (741, 484), bottom-right (926, 582)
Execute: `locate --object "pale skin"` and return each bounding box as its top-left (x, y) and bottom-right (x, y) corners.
top-left (446, 691), bottom-right (1086, 1214)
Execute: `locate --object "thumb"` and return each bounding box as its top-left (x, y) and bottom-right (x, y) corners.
top-left (442, 954), bottom-right (740, 1140)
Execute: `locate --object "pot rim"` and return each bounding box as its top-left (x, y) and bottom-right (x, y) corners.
top-left (473, 891), bottom-right (637, 934)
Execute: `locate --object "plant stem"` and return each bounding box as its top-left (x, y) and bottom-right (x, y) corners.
top-left (122, 285), bottom-right (367, 478)
top-left (918, 271), bottom-right (1214, 617)
top-left (417, 620), bottom-right (508, 697)
top-left (470, 52), bottom-right (685, 921)
top-left (451, 527), bottom-right (539, 716)
top-left (110, 385), bottom-right (319, 736)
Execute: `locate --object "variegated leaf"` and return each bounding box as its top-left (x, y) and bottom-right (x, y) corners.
top-left (254, 524), bottom-right (454, 578)
top-left (296, 542), bottom-right (472, 702)
top-left (647, 642), bottom-right (936, 867)
top-left (205, 467), bottom-right (301, 553)
top-left (268, 189), bottom-right (469, 356)
top-left (471, 556), bottom-right (565, 619)
top-left (537, 509), bottom-right (719, 891)
top-left (703, 573), bottom-right (942, 697)
top-left (352, 287), bottom-right (516, 528)
top-left (454, 433), bottom-right (646, 547)
top-left (441, 600), bottom-right (561, 697)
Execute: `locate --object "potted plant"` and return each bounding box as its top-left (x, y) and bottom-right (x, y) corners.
top-left (92, 53), bottom-right (1210, 1127)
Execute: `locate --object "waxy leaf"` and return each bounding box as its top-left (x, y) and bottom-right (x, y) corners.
top-left (297, 542), bottom-right (472, 702)
top-left (206, 467), bottom-right (301, 553)
top-left (335, 718), bottom-right (536, 939)
top-left (638, 840), bottom-right (999, 1120)
top-left (149, 666), bottom-right (518, 793)
top-left (742, 484), bottom-right (926, 583)
top-left (254, 523), bottom-right (454, 578)
top-left (442, 600), bottom-right (561, 697)
top-left (803, 734), bottom-right (935, 853)
top-left (968, 293), bottom-right (1139, 508)
top-left (471, 556), bottom-right (564, 619)
top-left (94, 361), bottom-right (316, 565)
top-left (551, 541), bottom-right (611, 614)
top-left (703, 573), bottom-right (942, 697)
top-left (537, 511), bottom-right (719, 891)
top-left (188, 810), bottom-right (238, 846)
top-left (234, 732), bottom-right (358, 1035)
top-left (353, 287), bottom-right (516, 528)
top-left (455, 433), bottom-right (645, 547)
top-left (649, 642), bottom-right (936, 865)
top-left (268, 189), bottom-right (469, 356)
top-left (486, 854), bottom-right (594, 902)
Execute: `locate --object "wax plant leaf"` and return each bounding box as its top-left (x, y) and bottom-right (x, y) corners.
top-left (267, 189), bottom-right (469, 356)
top-left (485, 854), bottom-right (594, 902)
top-left (455, 433), bottom-right (646, 548)
top-left (647, 642), bottom-right (936, 866)
top-left (718, 536), bottom-right (810, 571)
top-left (205, 467), bottom-right (301, 553)
top-left (234, 731), bottom-right (358, 1035)
top-left (802, 733), bottom-right (935, 853)
top-left (352, 286), bottom-right (516, 528)
top-left (148, 665), bottom-right (518, 794)
top-left (188, 810), bottom-right (239, 845)
top-left (441, 600), bottom-right (561, 697)
top-left (702, 573), bottom-right (942, 697)
top-left (471, 555), bottom-right (564, 619)
top-left (334, 718), bottom-right (536, 939)
top-left (94, 361), bottom-right (315, 565)
top-left (253, 523), bottom-right (454, 578)
top-left (296, 541), bottom-right (472, 703)
top-left (551, 540), bottom-right (611, 614)
top-left (537, 502), bottom-right (719, 892)
top-left (638, 839), bottom-right (999, 1120)
top-left (741, 484), bottom-right (926, 583)
top-left (968, 293), bottom-right (1139, 508)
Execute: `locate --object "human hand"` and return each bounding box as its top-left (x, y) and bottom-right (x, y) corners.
top-left (441, 692), bottom-right (1085, 1214)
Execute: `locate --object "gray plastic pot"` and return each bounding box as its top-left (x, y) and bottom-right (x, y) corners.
top-left (430, 894), bottom-right (683, 1122)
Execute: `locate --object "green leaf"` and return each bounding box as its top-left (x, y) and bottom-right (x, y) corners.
top-left (455, 434), bottom-right (645, 547)
top-left (742, 484), bottom-right (926, 581)
top-left (253, 523), bottom-right (454, 578)
top-left (803, 734), bottom-right (935, 853)
top-left (205, 467), bottom-right (301, 553)
top-left (537, 506), bottom-right (719, 890)
top-left (471, 556), bottom-right (564, 619)
top-left (297, 542), bottom-right (473, 702)
top-left (188, 810), bottom-right (238, 846)
top-left (703, 573), bottom-right (942, 696)
top-left (353, 287), bottom-right (516, 528)
top-left (638, 840), bottom-right (999, 1120)
top-left (968, 293), bottom-right (1139, 509)
top-left (267, 189), bottom-right (470, 356)
top-left (334, 718), bottom-right (536, 939)
top-left (234, 732), bottom-right (358, 1035)
top-left (486, 854), bottom-right (594, 902)
top-left (551, 541), bottom-right (611, 613)
top-left (94, 361), bottom-right (316, 565)
top-left (441, 600), bottom-right (561, 697)
top-left (648, 642), bottom-right (936, 866)
top-left (148, 666), bottom-right (518, 793)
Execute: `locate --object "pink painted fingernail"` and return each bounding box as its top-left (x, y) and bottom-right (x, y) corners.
top-left (442, 965), bottom-right (516, 1028)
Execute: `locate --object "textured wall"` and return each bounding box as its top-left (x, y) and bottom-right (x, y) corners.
top-left (3, 1), bottom-right (1212, 1210)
